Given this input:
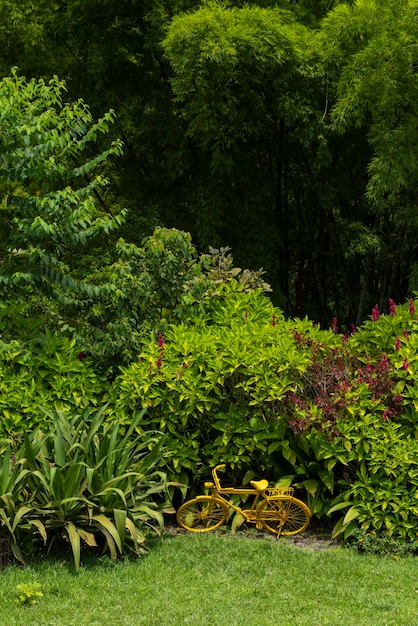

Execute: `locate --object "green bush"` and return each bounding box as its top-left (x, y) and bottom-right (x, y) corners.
top-left (0, 332), bottom-right (104, 443)
top-left (347, 528), bottom-right (418, 558)
top-left (0, 406), bottom-right (172, 569)
top-left (110, 291), bottom-right (418, 540)
top-left (2, 264), bottom-right (418, 543)
top-left (109, 284), bottom-right (341, 500)
top-left (73, 228), bottom-right (272, 374)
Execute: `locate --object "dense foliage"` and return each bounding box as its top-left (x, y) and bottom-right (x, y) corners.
top-left (1, 1), bottom-right (418, 556)
top-left (0, 406), bottom-right (171, 569)
top-left (3, 278), bottom-right (418, 542)
top-left (0, 1), bottom-right (417, 325)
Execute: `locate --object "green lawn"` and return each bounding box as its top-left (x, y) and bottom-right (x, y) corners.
top-left (1, 533), bottom-right (417, 626)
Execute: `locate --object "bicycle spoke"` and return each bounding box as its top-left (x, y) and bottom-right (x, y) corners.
top-left (258, 497), bottom-right (310, 536)
top-left (177, 497), bottom-right (228, 533)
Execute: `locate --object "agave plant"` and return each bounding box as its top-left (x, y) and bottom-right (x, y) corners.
top-left (0, 446), bottom-right (46, 564)
top-left (19, 405), bottom-right (171, 570)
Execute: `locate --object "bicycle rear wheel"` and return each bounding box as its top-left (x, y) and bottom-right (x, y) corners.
top-left (257, 497), bottom-right (310, 536)
top-left (176, 496), bottom-right (228, 533)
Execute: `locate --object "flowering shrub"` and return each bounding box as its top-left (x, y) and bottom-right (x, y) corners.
top-left (2, 272), bottom-right (418, 541)
top-left (111, 291), bottom-right (418, 540)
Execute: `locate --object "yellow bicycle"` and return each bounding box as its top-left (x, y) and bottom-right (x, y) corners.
top-left (177, 464), bottom-right (311, 536)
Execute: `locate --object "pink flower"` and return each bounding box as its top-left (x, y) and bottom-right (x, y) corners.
top-left (389, 298), bottom-right (396, 316)
top-left (372, 305), bottom-right (380, 322)
top-left (395, 337), bottom-right (401, 351)
top-left (410, 298), bottom-right (416, 315)
top-left (158, 333), bottom-right (164, 348)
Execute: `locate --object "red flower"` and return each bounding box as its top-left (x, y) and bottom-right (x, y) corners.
top-left (331, 317), bottom-right (338, 333)
top-left (77, 351), bottom-right (85, 361)
top-left (389, 298), bottom-right (396, 316)
top-left (403, 357), bottom-right (409, 370)
top-left (403, 328), bottom-right (409, 339)
top-left (410, 298), bottom-right (416, 315)
top-left (272, 314), bottom-right (277, 327)
top-left (395, 337), bottom-right (401, 351)
top-left (372, 305), bottom-right (380, 322)
top-left (158, 333), bottom-right (164, 348)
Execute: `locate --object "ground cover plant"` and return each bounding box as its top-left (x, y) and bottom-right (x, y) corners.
top-left (0, 534), bottom-right (417, 626)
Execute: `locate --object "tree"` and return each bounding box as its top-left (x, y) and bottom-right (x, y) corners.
top-left (320, 0), bottom-right (418, 315)
top-left (0, 69), bottom-right (125, 305)
top-left (163, 3), bottom-right (328, 310)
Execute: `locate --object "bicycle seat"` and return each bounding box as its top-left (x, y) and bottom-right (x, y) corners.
top-left (250, 479), bottom-right (269, 492)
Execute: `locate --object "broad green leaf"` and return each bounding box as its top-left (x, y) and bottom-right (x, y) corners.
top-left (343, 506), bottom-right (360, 526)
top-left (92, 514), bottom-right (122, 552)
top-left (327, 501), bottom-right (353, 515)
top-left (66, 522), bottom-right (81, 571)
top-left (113, 509), bottom-right (127, 549)
top-left (77, 528), bottom-right (98, 547)
top-left (303, 479), bottom-right (318, 497)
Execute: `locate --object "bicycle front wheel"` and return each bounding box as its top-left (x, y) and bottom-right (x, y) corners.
top-left (257, 497), bottom-right (311, 536)
top-left (176, 496), bottom-right (228, 533)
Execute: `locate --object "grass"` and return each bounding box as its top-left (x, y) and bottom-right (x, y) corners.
top-left (1, 532), bottom-right (418, 625)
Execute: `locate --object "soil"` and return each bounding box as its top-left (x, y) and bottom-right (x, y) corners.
top-left (165, 523), bottom-right (340, 551)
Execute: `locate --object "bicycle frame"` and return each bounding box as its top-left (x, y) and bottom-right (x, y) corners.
top-left (201, 464), bottom-right (271, 524)
top-left (177, 463), bottom-right (311, 536)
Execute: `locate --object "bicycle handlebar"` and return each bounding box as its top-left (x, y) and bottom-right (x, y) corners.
top-left (212, 464), bottom-right (226, 490)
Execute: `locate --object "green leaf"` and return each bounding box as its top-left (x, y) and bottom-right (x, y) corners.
top-left (92, 514), bottom-right (122, 553)
top-left (303, 479), bottom-right (318, 497)
top-left (113, 509), bottom-right (127, 549)
top-left (343, 507), bottom-right (360, 526)
top-left (66, 522), bottom-right (81, 571)
top-left (327, 501), bottom-right (353, 515)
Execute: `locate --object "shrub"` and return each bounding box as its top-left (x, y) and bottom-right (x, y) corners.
top-left (0, 406), bottom-right (172, 569)
top-left (0, 332), bottom-right (104, 444)
top-left (110, 292), bottom-right (418, 541)
top-left (347, 528), bottom-right (418, 558)
top-left (73, 228), bottom-right (272, 374)
top-left (109, 284), bottom-right (341, 502)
